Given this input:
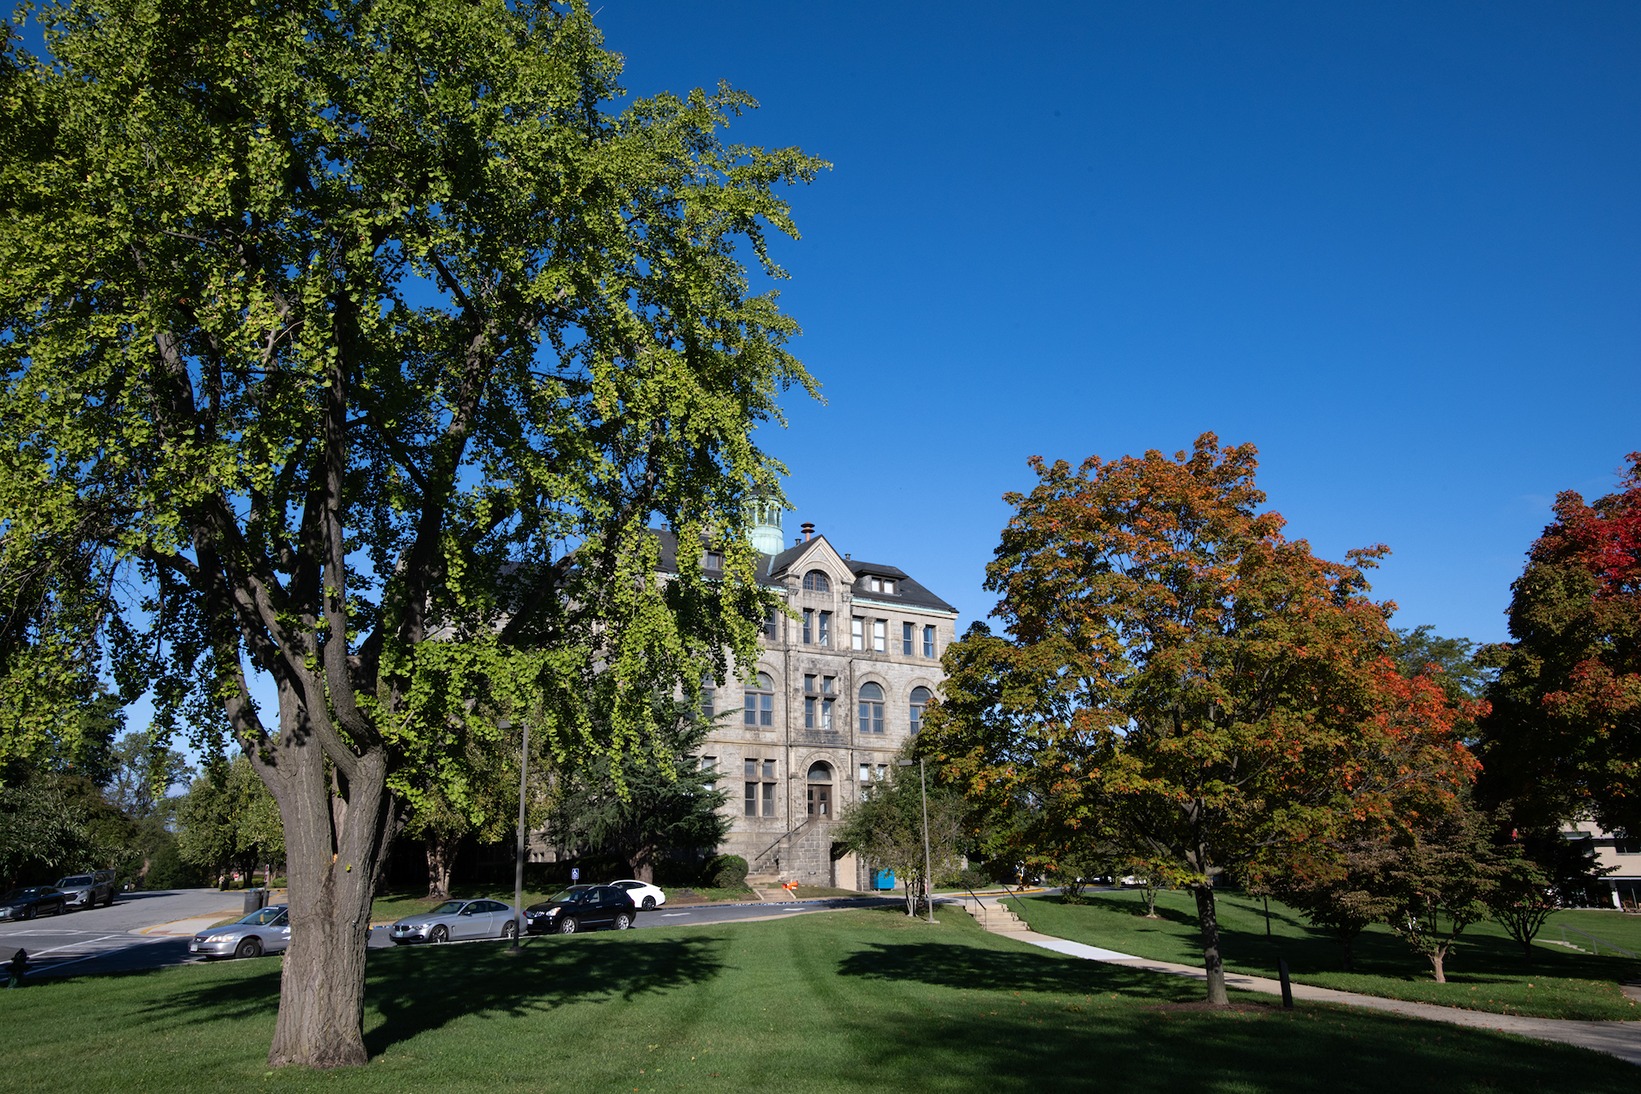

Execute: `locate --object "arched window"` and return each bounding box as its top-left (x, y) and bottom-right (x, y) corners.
top-left (803, 569), bottom-right (831, 593)
top-left (744, 672), bottom-right (774, 728)
top-left (858, 682), bottom-right (885, 735)
top-left (910, 686), bottom-right (932, 736)
top-left (807, 761), bottom-right (834, 816)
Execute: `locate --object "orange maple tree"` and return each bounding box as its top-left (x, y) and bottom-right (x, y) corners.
top-left (924, 434), bottom-right (1478, 1005)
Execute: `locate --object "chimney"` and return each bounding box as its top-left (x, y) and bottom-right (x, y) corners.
top-left (801, 522), bottom-right (815, 542)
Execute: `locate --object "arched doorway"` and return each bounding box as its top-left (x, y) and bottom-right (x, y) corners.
top-left (806, 761), bottom-right (834, 819)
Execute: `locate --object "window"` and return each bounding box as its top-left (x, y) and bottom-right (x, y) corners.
top-left (744, 758), bottom-right (777, 817)
top-left (743, 672), bottom-right (774, 727)
top-left (872, 618), bottom-right (887, 653)
top-left (923, 625), bottom-right (936, 659)
top-left (803, 674), bottom-right (817, 728)
top-left (851, 616), bottom-right (865, 650)
top-left (867, 576), bottom-right (896, 594)
top-left (761, 605), bottom-right (778, 640)
top-left (902, 621), bottom-right (914, 656)
top-left (818, 610), bottom-right (832, 647)
top-left (702, 549), bottom-right (723, 571)
top-left (859, 682), bottom-right (885, 734)
top-left (910, 686), bottom-right (932, 736)
top-left (802, 608), bottom-right (814, 644)
top-left (803, 569), bottom-right (831, 593)
top-left (699, 679), bottom-right (716, 721)
top-left (858, 762), bottom-right (888, 799)
top-left (803, 675), bottom-right (836, 731)
top-left (700, 756), bottom-right (718, 788)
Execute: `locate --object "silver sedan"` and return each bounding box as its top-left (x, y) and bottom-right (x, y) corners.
top-left (389, 898), bottom-right (519, 944)
top-left (189, 904), bottom-right (291, 959)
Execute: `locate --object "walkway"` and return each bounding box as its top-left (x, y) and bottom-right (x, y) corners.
top-left (959, 892), bottom-right (1641, 1067)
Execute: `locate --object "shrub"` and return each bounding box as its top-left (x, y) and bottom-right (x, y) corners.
top-left (706, 854), bottom-right (748, 888)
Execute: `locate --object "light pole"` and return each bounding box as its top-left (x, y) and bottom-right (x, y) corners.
top-left (898, 757), bottom-right (934, 923)
top-left (500, 718), bottom-right (529, 951)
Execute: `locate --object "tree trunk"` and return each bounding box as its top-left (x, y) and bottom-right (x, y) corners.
top-left (629, 842), bottom-right (657, 884)
top-left (1429, 943), bottom-right (1448, 984)
top-left (1193, 884), bottom-right (1230, 1006)
top-left (426, 834), bottom-right (456, 900)
top-left (261, 696), bottom-right (397, 1069)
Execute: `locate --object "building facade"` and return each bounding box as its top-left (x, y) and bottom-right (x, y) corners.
top-left (1563, 820), bottom-right (1641, 910)
top-left (661, 510), bottom-right (957, 889)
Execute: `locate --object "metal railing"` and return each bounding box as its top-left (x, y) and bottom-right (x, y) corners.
top-left (1558, 925), bottom-right (1639, 959)
top-left (963, 886), bottom-right (987, 930)
top-left (750, 817), bottom-right (811, 873)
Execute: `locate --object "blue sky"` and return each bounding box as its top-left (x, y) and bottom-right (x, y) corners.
top-left (593, 0), bottom-right (1641, 646)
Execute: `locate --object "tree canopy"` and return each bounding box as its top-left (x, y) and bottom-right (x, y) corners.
top-left (923, 434), bottom-right (1478, 1005)
top-left (1478, 453), bottom-right (1641, 836)
top-left (1, 0), bottom-right (821, 1067)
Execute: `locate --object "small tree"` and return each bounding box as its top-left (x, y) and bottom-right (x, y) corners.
top-left (835, 760), bottom-right (965, 917)
top-left (1381, 800), bottom-right (1501, 983)
top-left (1486, 825), bottom-right (1610, 960)
top-left (1266, 837), bottom-right (1398, 971)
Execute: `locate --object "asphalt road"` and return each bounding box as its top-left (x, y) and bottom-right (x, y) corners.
top-left (0, 888), bottom-right (246, 980)
top-left (4, 888), bottom-right (909, 981)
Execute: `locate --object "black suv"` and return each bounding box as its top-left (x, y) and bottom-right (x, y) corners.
top-left (523, 884), bottom-right (637, 935)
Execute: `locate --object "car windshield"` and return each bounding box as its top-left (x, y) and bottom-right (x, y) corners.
top-left (239, 907), bottom-right (285, 925)
top-left (547, 887), bottom-right (589, 903)
top-left (59, 875), bottom-right (93, 887)
top-left (0, 890), bottom-right (27, 902)
top-left (427, 901), bottom-right (465, 916)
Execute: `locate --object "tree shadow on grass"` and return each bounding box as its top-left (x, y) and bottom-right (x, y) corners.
top-left (829, 933), bottom-right (1637, 1092)
top-left (136, 931), bottom-right (729, 1056)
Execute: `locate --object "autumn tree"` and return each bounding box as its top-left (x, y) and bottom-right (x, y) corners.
top-left (1, 0), bottom-right (819, 1068)
top-left (1477, 454), bottom-right (1641, 837)
top-left (923, 434), bottom-right (1478, 1005)
top-left (1380, 798), bottom-right (1501, 983)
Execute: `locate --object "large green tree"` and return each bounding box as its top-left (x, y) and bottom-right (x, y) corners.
top-left (175, 754), bottom-right (285, 884)
top-left (546, 700), bottom-right (729, 884)
top-left (834, 757), bottom-right (967, 917)
top-left (1478, 454), bottom-right (1641, 836)
top-left (1, 0), bottom-right (819, 1067)
top-left (924, 435), bottom-right (1478, 1005)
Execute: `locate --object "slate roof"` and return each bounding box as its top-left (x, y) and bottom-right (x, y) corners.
top-left (651, 529), bottom-right (957, 614)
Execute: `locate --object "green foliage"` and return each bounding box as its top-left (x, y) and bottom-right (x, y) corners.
top-left (0, 0), bottom-right (821, 1066)
top-left (706, 854), bottom-right (748, 889)
top-left (1477, 453), bottom-right (1641, 835)
top-left (0, 772), bottom-right (123, 889)
top-left (546, 702), bottom-right (729, 880)
top-left (175, 755), bottom-right (284, 880)
top-left (834, 759), bottom-right (967, 915)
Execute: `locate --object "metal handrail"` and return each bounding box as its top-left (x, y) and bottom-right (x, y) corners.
top-left (1559, 925), bottom-right (1639, 959)
top-left (750, 817), bottom-right (810, 871)
top-left (963, 886), bottom-right (987, 930)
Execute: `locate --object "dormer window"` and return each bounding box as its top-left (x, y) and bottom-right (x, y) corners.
top-left (867, 576), bottom-right (896, 594)
top-left (702, 550), bottom-right (723, 571)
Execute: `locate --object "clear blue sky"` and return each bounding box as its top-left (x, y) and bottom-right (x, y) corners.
top-left (594, 0), bottom-right (1641, 646)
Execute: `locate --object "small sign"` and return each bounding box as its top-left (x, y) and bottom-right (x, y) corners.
top-left (571, 868), bottom-right (580, 882)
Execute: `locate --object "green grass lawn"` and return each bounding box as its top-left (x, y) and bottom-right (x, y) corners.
top-left (1008, 889), bottom-right (1641, 1021)
top-left (8, 908), bottom-right (1636, 1092)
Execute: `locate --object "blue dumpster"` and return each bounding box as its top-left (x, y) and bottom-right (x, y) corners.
top-left (871, 869), bottom-right (896, 891)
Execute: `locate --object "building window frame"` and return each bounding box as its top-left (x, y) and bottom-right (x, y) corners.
top-left (859, 681), bottom-right (886, 734)
top-left (744, 672), bottom-right (774, 728)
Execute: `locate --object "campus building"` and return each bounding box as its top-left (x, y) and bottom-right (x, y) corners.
top-left (1563, 820), bottom-right (1641, 910)
top-left (656, 506), bottom-right (957, 889)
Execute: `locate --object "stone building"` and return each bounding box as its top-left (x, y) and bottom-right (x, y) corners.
top-left (657, 507), bottom-right (957, 889)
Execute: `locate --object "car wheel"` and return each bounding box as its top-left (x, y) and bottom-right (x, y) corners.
top-left (613, 912), bottom-right (631, 931)
top-left (235, 937), bottom-right (263, 959)
top-left (430, 925), bottom-right (449, 944)
top-left (23, 905), bottom-right (35, 921)
top-left (501, 919), bottom-right (518, 940)
top-left (641, 896), bottom-right (656, 910)
top-left (557, 916), bottom-right (578, 935)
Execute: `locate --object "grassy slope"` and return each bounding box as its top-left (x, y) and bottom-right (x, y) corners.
top-left (1010, 890), bottom-right (1641, 1021)
top-left (8, 908), bottom-right (1637, 1092)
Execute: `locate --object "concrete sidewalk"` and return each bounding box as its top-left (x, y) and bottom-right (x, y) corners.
top-left (996, 913), bottom-right (1641, 1066)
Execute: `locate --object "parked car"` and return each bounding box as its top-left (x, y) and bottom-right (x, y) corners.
top-left (609, 879), bottom-right (666, 910)
top-left (524, 884), bottom-right (637, 935)
top-left (190, 904), bottom-right (291, 959)
top-left (55, 870), bottom-right (117, 910)
top-left (0, 887), bottom-right (67, 920)
top-left (389, 898), bottom-right (519, 944)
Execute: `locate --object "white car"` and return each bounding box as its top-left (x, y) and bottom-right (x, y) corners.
top-left (610, 880), bottom-right (666, 910)
top-left (389, 898), bottom-right (519, 944)
top-left (190, 904), bottom-right (291, 959)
